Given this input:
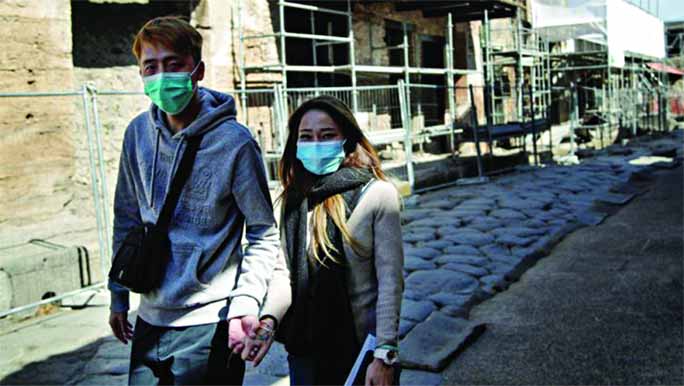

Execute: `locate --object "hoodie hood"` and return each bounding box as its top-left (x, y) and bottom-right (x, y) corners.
top-left (145, 87), bottom-right (238, 210)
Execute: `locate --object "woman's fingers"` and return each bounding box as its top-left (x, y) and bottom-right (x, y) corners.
top-left (252, 338), bottom-right (273, 367)
top-left (241, 337), bottom-right (260, 361)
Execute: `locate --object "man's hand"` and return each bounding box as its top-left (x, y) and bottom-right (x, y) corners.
top-left (365, 358), bottom-right (395, 386)
top-left (242, 317), bottom-right (276, 365)
top-left (228, 315), bottom-right (259, 355)
top-left (109, 311), bottom-right (133, 344)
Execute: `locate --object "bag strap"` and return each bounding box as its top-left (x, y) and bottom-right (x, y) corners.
top-left (155, 136), bottom-right (202, 230)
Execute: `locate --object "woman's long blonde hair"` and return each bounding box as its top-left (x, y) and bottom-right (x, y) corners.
top-left (279, 96), bottom-right (387, 265)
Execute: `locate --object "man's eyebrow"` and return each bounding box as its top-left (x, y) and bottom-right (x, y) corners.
top-left (162, 55), bottom-right (183, 62)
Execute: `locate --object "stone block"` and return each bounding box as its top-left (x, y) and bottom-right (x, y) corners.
top-left (444, 245), bottom-right (481, 256)
top-left (399, 318), bottom-right (417, 339)
top-left (404, 257), bottom-right (437, 272)
top-left (441, 230), bottom-right (494, 247)
top-left (403, 232), bottom-right (435, 243)
top-left (576, 210), bottom-right (607, 226)
top-left (479, 274), bottom-right (509, 291)
top-left (401, 299), bottom-right (437, 323)
top-left (404, 247), bottom-right (441, 260)
top-left (593, 192), bottom-right (635, 205)
top-left (0, 241), bottom-right (90, 312)
top-left (489, 208), bottom-right (528, 220)
top-left (441, 263), bottom-right (488, 278)
top-left (421, 239), bottom-right (452, 251)
top-left (479, 243), bottom-right (511, 258)
top-left (435, 254), bottom-right (487, 267)
top-left (405, 270), bottom-right (479, 298)
top-left (400, 312), bottom-right (486, 371)
top-left (495, 234), bottom-right (534, 248)
top-left (428, 292), bottom-right (474, 308)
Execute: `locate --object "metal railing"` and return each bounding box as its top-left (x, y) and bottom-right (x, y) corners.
top-left (0, 86), bottom-right (114, 317)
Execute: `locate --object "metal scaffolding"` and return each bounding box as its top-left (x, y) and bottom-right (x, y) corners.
top-left (481, 9), bottom-right (552, 126)
top-left (549, 43), bottom-right (669, 151)
top-left (235, 0), bottom-right (513, 190)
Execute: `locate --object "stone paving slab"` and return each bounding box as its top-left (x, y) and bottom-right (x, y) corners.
top-left (400, 312), bottom-right (486, 371)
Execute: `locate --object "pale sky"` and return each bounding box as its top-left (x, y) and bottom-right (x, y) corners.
top-left (661, 0), bottom-right (684, 22)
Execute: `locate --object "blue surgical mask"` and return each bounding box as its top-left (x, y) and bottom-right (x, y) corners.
top-left (296, 140), bottom-right (346, 175)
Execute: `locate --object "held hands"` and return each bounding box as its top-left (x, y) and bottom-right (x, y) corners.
top-left (243, 318), bottom-right (276, 366)
top-left (227, 315), bottom-right (276, 366)
top-left (365, 358), bottom-right (395, 386)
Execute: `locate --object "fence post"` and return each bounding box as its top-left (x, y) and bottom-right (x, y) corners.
top-left (81, 84), bottom-right (108, 279)
top-left (273, 84), bottom-right (287, 153)
top-left (88, 83), bottom-right (112, 276)
top-left (468, 85), bottom-right (484, 178)
top-left (397, 80), bottom-right (415, 192)
top-left (571, 84), bottom-right (579, 158)
top-left (446, 12), bottom-right (456, 156)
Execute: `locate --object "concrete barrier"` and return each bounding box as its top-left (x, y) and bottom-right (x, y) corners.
top-left (0, 240), bottom-right (91, 312)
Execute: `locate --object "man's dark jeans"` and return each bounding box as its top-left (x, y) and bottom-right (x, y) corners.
top-left (128, 317), bottom-right (244, 385)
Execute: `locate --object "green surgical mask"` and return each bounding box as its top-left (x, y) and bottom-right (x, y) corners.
top-left (143, 63), bottom-right (199, 115)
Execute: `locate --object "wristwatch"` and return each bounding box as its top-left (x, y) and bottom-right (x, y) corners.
top-left (373, 346), bottom-right (399, 366)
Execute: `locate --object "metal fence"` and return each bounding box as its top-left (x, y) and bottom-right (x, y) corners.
top-left (0, 86), bottom-right (114, 318)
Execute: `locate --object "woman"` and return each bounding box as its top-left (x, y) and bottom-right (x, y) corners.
top-left (245, 95), bottom-right (405, 386)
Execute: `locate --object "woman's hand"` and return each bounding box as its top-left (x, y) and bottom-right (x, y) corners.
top-left (365, 358), bottom-right (395, 386)
top-left (242, 317), bottom-right (276, 366)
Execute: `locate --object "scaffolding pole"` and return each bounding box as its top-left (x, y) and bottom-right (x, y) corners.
top-left (446, 12), bottom-right (456, 155)
top-left (347, 0), bottom-right (358, 114)
top-left (397, 80), bottom-right (415, 191)
top-left (237, 0), bottom-right (248, 122)
top-left (515, 9), bottom-right (523, 122)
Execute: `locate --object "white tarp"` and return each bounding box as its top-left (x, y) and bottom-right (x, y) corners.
top-left (606, 0), bottom-right (665, 66)
top-left (531, 0), bottom-right (666, 67)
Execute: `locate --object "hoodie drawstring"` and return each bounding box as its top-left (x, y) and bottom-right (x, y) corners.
top-left (149, 130), bottom-right (185, 216)
top-left (149, 130), bottom-right (161, 209)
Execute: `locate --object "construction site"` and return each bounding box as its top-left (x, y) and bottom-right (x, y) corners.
top-left (1, 0), bottom-right (682, 324)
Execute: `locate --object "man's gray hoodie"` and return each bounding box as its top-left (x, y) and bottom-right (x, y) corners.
top-left (109, 87), bottom-right (279, 326)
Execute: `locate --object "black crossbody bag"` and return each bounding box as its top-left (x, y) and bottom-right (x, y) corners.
top-left (108, 137), bottom-right (201, 294)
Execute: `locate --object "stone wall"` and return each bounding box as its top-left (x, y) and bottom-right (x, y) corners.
top-left (71, 0), bottom-right (192, 68)
top-left (192, 0), bottom-right (234, 91)
top-left (352, 3), bottom-right (448, 70)
top-left (0, 0), bottom-right (76, 242)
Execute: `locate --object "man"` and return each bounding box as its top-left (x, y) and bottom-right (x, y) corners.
top-left (108, 16), bottom-right (279, 385)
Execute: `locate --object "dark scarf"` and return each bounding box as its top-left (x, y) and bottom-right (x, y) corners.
top-left (277, 167), bottom-right (373, 354)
